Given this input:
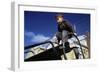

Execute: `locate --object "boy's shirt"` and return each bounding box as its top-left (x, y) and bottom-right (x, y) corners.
top-left (57, 20), bottom-right (74, 33)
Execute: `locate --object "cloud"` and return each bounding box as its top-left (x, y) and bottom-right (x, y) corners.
top-left (25, 31), bottom-right (50, 44)
top-left (31, 34), bottom-right (50, 43)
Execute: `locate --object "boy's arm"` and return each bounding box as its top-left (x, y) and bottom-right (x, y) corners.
top-left (64, 20), bottom-right (75, 33)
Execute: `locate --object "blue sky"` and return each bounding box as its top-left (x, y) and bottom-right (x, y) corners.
top-left (24, 11), bottom-right (90, 46)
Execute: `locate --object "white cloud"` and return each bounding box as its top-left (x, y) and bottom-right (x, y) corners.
top-left (31, 34), bottom-right (50, 43)
top-left (25, 31), bottom-right (50, 43)
top-left (25, 31), bottom-right (35, 37)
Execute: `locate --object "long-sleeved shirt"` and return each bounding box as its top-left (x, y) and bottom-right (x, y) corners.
top-left (57, 20), bottom-right (74, 33)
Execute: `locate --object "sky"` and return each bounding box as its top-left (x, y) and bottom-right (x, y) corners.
top-left (24, 11), bottom-right (90, 47)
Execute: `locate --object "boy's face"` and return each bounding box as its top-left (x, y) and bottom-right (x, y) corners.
top-left (57, 17), bottom-right (63, 23)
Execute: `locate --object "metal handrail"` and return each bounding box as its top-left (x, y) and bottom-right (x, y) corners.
top-left (61, 33), bottom-right (85, 59)
top-left (72, 34), bottom-right (85, 59)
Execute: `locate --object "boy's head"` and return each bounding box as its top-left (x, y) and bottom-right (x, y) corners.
top-left (55, 14), bottom-right (64, 22)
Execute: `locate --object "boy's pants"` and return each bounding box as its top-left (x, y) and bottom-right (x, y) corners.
top-left (56, 30), bottom-right (69, 59)
top-left (56, 30), bottom-right (68, 48)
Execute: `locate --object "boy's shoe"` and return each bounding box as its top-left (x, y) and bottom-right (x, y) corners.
top-left (64, 42), bottom-right (73, 53)
top-left (59, 42), bottom-right (73, 53)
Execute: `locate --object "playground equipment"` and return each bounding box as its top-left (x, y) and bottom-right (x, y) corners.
top-left (24, 32), bottom-right (89, 61)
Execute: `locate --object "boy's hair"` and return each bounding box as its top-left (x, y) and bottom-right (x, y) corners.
top-left (55, 14), bottom-right (63, 19)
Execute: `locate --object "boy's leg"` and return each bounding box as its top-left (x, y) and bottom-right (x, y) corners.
top-left (56, 32), bottom-right (62, 44)
top-left (62, 30), bottom-right (71, 52)
top-left (62, 30), bottom-right (69, 59)
top-left (62, 30), bottom-right (69, 48)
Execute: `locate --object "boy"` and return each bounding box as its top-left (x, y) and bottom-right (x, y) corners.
top-left (55, 14), bottom-right (74, 59)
